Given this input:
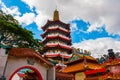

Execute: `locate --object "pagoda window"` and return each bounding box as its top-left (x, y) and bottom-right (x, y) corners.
top-left (53, 50), bottom-right (55, 53)
top-left (49, 50), bottom-right (52, 53)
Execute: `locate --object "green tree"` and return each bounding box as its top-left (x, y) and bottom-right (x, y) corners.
top-left (0, 10), bottom-right (43, 53)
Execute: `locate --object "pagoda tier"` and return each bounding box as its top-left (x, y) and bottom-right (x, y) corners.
top-left (41, 26), bottom-right (70, 38)
top-left (42, 37), bottom-right (71, 45)
top-left (41, 20), bottom-right (70, 31)
top-left (44, 53), bottom-right (72, 60)
top-left (42, 35), bottom-right (71, 44)
top-left (42, 44), bottom-right (72, 54)
top-left (46, 43), bottom-right (71, 50)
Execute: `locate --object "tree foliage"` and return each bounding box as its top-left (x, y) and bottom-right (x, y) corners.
top-left (0, 10), bottom-right (43, 52)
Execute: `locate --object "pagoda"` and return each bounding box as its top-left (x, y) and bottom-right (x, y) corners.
top-left (41, 9), bottom-right (72, 64)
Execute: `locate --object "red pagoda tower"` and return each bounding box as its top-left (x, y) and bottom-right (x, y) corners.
top-left (41, 9), bottom-right (72, 64)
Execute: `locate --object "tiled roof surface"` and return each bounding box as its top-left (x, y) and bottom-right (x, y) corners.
top-left (9, 48), bottom-right (53, 66)
top-left (102, 59), bottom-right (120, 67)
top-left (63, 61), bottom-right (102, 73)
top-left (56, 72), bottom-right (74, 78)
top-left (78, 54), bottom-right (97, 61)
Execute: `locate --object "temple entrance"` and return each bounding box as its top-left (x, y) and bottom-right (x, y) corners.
top-left (9, 66), bottom-right (43, 80)
top-left (3, 48), bottom-right (54, 80)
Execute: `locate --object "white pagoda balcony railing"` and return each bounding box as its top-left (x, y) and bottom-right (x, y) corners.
top-left (47, 34), bottom-right (70, 40)
top-left (44, 52), bottom-right (72, 58)
top-left (42, 34), bottom-right (71, 42)
top-left (46, 43), bottom-right (71, 49)
top-left (46, 42), bottom-right (67, 46)
top-left (45, 52), bottom-right (72, 56)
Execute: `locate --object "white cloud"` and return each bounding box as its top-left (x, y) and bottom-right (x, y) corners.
top-left (87, 22), bottom-right (104, 32)
top-left (1, 0), bottom-right (120, 35)
top-left (0, 1), bottom-right (20, 16)
top-left (21, 0), bottom-right (56, 29)
top-left (21, 0), bottom-right (35, 10)
top-left (72, 37), bottom-right (120, 58)
top-left (0, 0), bottom-right (35, 26)
top-left (20, 0), bottom-right (120, 35)
top-left (15, 13), bottom-right (35, 26)
top-left (34, 12), bottom-right (49, 30)
top-left (70, 22), bottom-right (78, 32)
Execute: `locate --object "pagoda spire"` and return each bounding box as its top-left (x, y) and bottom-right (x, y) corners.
top-left (53, 9), bottom-right (59, 21)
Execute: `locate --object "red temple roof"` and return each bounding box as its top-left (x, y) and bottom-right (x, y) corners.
top-left (63, 61), bottom-right (102, 73)
top-left (84, 68), bottom-right (106, 75)
top-left (9, 48), bottom-right (53, 67)
top-left (63, 57), bottom-right (102, 73)
top-left (102, 58), bottom-right (120, 67)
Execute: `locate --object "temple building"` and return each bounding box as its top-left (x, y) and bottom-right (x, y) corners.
top-left (62, 50), bottom-right (103, 80)
top-left (41, 9), bottom-right (72, 64)
top-left (101, 49), bottom-right (120, 79)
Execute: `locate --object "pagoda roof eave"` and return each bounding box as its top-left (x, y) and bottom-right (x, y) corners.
top-left (46, 44), bottom-right (72, 50)
top-left (41, 46), bottom-right (72, 54)
top-left (42, 35), bottom-right (71, 43)
top-left (41, 28), bottom-right (70, 38)
top-left (41, 20), bottom-right (70, 31)
top-left (44, 53), bottom-right (72, 59)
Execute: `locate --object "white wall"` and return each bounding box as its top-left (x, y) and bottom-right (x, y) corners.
top-left (0, 48), bottom-right (8, 77)
top-left (5, 56), bottom-right (51, 80)
top-left (12, 73), bottom-right (20, 80)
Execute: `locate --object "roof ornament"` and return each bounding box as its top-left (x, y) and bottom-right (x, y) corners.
top-left (108, 49), bottom-right (115, 60)
top-left (53, 8), bottom-right (59, 21)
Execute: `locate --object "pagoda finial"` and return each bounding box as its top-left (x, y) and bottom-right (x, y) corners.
top-left (53, 9), bottom-right (59, 21)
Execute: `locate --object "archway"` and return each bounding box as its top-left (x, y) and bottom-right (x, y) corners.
top-left (9, 66), bottom-right (43, 80)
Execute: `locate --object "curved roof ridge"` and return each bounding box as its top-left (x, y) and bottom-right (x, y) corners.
top-left (9, 48), bottom-right (54, 67)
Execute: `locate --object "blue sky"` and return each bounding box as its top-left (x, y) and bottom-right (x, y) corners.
top-left (1, 0), bottom-right (120, 58)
